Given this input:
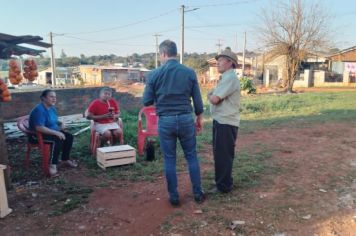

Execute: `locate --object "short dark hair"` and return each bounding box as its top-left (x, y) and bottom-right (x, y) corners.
top-left (40, 89), bottom-right (55, 101)
top-left (159, 40), bottom-right (177, 57)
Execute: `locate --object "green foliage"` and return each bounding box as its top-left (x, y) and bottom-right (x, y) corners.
top-left (202, 148), bottom-right (273, 191)
top-left (240, 77), bottom-right (256, 94)
top-left (72, 108), bottom-right (165, 182)
top-left (184, 53), bottom-right (210, 74)
top-left (239, 91), bottom-right (356, 122)
top-left (48, 179), bottom-right (93, 216)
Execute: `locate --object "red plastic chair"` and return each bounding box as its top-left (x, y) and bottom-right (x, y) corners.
top-left (137, 106), bottom-right (159, 156)
top-left (16, 115), bottom-right (51, 177)
top-left (88, 117), bottom-right (124, 156)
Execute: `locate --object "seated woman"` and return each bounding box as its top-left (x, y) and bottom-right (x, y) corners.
top-left (86, 87), bottom-right (123, 145)
top-left (29, 89), bottom-right (77, 177)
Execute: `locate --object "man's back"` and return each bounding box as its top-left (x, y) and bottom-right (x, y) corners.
top-left (143, 59), bottom-right (203, 116)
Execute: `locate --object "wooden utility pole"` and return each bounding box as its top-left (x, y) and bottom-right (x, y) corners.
top-left (216, 39), bottom-right (223, 54)
top-left (153, 33), bottom-right (162, 68)
top-left (180, 5), bottom-right (185, 64)
top-left (242, 31), bottom-right (246, 76)
top-left (49, 32), bottom-right (56, 86)
top-left (180, 5), bottom-right (199, 64)
top-left (235, 33), bottom-right (238, 52)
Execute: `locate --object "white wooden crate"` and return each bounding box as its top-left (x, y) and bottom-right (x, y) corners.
top-left (0, 165), bottom-right (12, 218)
top-left (96, 145), bottom-right (136, 170)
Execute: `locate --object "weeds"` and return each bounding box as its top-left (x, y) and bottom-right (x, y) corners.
top-left (47, 178), bottom-right (93, 216)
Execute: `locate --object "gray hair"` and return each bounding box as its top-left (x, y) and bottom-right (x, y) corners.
top-left (159, 40), bottom-right (177, 57)
top-left (99, 86), bottom-right (112, 95)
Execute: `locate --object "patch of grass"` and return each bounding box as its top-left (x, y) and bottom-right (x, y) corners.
top-left (202, 148), bottom-right (273, 191)
top-left (237, 92), bottom-right (356, 131)
top-left (47, 178), bottom-right (93, 216)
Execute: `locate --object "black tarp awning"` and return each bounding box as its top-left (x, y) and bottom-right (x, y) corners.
top-left (0, 32), bottom-right (52, 59)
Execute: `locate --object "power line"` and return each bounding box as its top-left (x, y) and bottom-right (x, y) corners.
top-left (60, 27), bottom-right (179, 45)
top-left (61, 8), bottom-right (179, 35)
top-left (190, 11), bottom-right (236, 38)
top-left (188, 0), bottom-right (261, 8)
top-left (185, 23), bottom-right (242, 29)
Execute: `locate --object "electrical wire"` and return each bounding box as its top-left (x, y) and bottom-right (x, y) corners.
top-left (188, 0), bottom-right (261, 8)
top-left (61, 8), bottom-right (179, 35)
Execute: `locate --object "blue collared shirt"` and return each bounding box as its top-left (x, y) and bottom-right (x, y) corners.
top-left (29, 103), bottom-right (59, 132)
top-left (142, 59), bottom-right (204, 116)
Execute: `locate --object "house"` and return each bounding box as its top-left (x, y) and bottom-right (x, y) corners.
top-left (328, 46), bottom-right (356, 83)
top-left (74, 65), bottom-right (150, 86)
top-left (36, 67), bottom-right (75, 86)
top-left (261, 51), bottom-right (329, 88)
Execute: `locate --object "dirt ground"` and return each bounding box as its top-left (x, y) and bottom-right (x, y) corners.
top-left (1, 121), bottom-right (356, 236)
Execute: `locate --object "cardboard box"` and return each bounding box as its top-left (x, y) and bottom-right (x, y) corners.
top-left (96, 145), bottom-right (136, 170)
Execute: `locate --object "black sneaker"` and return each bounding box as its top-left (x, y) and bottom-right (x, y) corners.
top-left (206, 187), bottom-right (221, 195)
top-left (169, 198), bottom-right (180, 207)
top-left (194, 192), bottom-right (206, 204)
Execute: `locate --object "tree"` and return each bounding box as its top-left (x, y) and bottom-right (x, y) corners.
top-left (258, 0), bottom-right (330, 92)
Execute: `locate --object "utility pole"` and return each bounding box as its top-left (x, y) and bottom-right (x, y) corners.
top-left (242, 31), bottom-right (246, 76)
top-left (180, 5), bottom-right (185, 64)
top-left (49, 32), bottom-right (56, 86)
top-left (180, 5), bottom-right (199, 64)
top-left (216, 39), bottom-right (223, 54)
top-left (235, 33), bottom-right (238, 52)
top-left (153, 33), bottom-right (162, 68)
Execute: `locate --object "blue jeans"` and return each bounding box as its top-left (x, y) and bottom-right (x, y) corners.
top-left (158, 113), bottom-right (203, 200)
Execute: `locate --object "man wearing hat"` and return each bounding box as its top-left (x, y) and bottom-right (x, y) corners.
top-left (207, 47), bottom-right (240, 194)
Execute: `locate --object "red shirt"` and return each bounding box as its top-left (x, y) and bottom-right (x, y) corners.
top-left (88, 98), bottom-right (120, 124)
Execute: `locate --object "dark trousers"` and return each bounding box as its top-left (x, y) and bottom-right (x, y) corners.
top-left (212, 120), bottom-right (238, 192)
top-left (29, 131), bottom-right (73, 165)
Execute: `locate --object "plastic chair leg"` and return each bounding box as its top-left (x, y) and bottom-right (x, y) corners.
top-left (25, 145), bottom-right (31, 169)
top-left (137, 134), bottom-right (146, 156)
top-left (42, 145), bottom-right (50, 177)
top-left (120, 133), bottom-right (124, 145)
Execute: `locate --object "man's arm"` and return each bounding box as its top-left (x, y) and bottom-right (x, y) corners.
top-left (208, 93), bottom-right (222, 105)
top-left (209, 75), bottom-right (239, 105)
top-left (142, 72), bottom-right (156, 106)
top-left (191, 73), bottom-right (204, 115)
top-left (191, 73), bottom-right (204, 134)
top-left (195, 114), bottom-right (203, 135)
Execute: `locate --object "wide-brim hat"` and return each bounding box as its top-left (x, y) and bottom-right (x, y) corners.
top-left (215, 48), bottom-right (238, 67)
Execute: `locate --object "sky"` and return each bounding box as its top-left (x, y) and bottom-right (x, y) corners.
top-left (1, 0), bottom-right (356, 57)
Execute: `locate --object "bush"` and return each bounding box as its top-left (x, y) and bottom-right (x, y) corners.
top-left (240, 77), bottom-right (256, 94)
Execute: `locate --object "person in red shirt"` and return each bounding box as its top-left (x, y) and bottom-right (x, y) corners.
top-left (86, 87), bottom-right (122, 145)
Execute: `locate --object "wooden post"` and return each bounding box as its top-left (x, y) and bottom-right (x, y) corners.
top-left (0, 164), bottom-right (12, 218)
top-left (0, 103), bottom-right (11, 189)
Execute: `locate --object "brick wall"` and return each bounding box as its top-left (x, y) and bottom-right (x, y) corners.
top-left (0, 87), bottom-right (142, 120)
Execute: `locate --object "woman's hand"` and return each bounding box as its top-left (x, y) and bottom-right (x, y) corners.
top-left (55, 131), bottom-right (66, 140)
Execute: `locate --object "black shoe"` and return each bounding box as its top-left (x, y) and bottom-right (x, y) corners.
top-left (206, 187), bottom-right (221, 195)
top-left (194, 193), bottom-right (206, 204)
top-left (169, 198), bottom-right (180, 207)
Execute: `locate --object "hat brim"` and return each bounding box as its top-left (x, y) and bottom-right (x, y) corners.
top-left (215, 55), bottom-right (237, 66)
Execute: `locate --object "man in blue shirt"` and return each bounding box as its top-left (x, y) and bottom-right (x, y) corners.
top-left (143, 39), bottom-right (205, 206)
top-left (29, 89), bottom-right (77, 177)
